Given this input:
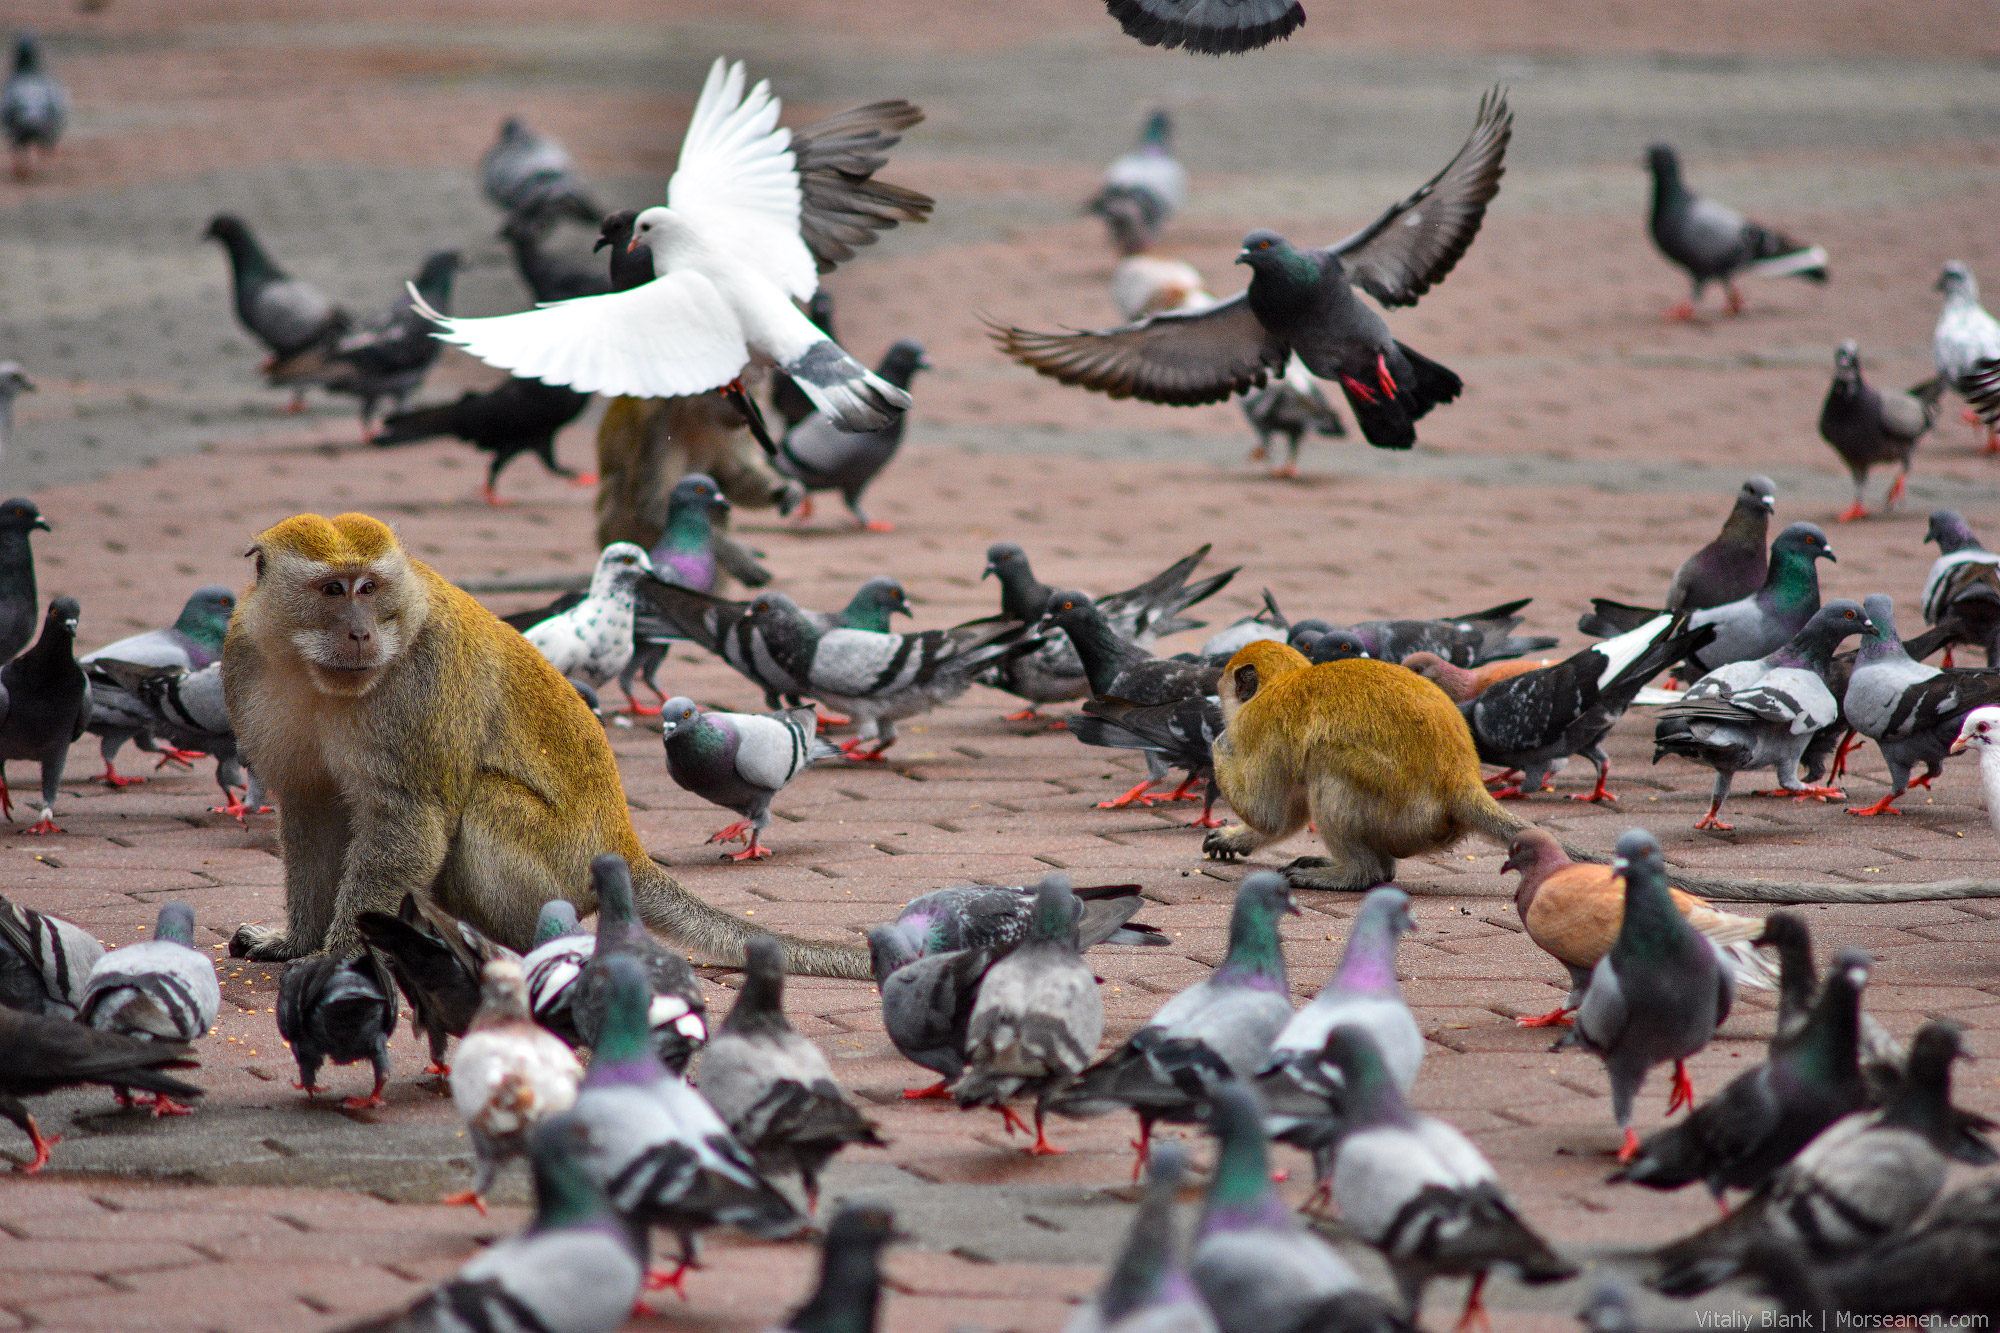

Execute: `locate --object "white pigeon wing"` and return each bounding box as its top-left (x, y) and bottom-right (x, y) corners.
top-left (669, 58), bottom-right (816, 304)
top-left (417, 272), bottom-right (748, 399)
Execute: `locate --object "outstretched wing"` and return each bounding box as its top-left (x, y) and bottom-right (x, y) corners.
top-left (988, 292), bottom-right (1287, 407)
top-left (791, 100), bottom-right (934, 274)
top-left (1327, 88), bottom-right (1512, 309)
top-left (668, 58), bottom-right (817, 303)
top-left (415, 275), bottom-right (747, 400)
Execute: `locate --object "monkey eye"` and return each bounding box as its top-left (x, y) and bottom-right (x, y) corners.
top-left (320, 581), bottom-right (344, 597)
top-left (355, 578), bottom-right (376, 596)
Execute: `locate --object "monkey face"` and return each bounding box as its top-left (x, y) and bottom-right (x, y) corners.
top-left (286, 568), bottom-right (407, 695)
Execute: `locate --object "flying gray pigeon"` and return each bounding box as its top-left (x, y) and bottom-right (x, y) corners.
top-left (868, 929), bottom-right (999, 1102)
top-left (694, 935), bottom-right (883, 1211)
top-left (0, 498), bottom-right (45, 667)
top-left (1644, 144), bottom-right (1828, 320)
top-left (2, 34), bottom-right (64, 181)
top-left (1087, 110), bottom-right (1187, 245)
top-left (1103, 0), bottom-right (1307, 55)
top-left (1319, 1027), bottom-right (1576, 1326)
top-left (1557, 829), bottom-right (1734, 1163)
top-left (376, 376), bottom-right (592, 507)
top-left (661, 697), bottom-right (842, 860)
top-left (768, 1203), bottom-right (902, 1333)
top-left (881, 876), bottom-right (1165, 959)
top-left (0, 1004), bottom-right (202, 1174)
top-left (954, 876), bottom-right (1105, 1155)
top-left (88, 659), bottom-right (262, 820)
top-left (0, 362), bottom-right (32, 472)
top-left (0, 597), bottom-right (91, 834)
top-left (346, 1113), bottom-right (642, 1333)
top-left (270, 250), bottom-right (461, 437)
top-left (1189, 1083), bottom-right (1409, 1333)
top-left (277, 949), bottom-right (399, 1109)
top-left (566, 954), bottom-right (800, 1297)
top-left (76, 903), bottom-right (219, 1116)
top-left (1932, 262), bottom-right (2000, 453)
top-left (521, 900), bottom-right (593, 1048)
top-left (995, 90), bottom-right (1510, 451)
top-left (1066, 1142), bottom-right (1218, 1333)
top-left (202, 214), bottom-right (350, 411)
top-left (81, 584), bottom-right (234, 788)
top-left (1668, 477), bottom-right (1776, 613)
top-left (568, 854), bottom-right (708, 1073)
top-left (1050, 871), bottom-right (1296, 1172)
top-left (444, 957), bottom-right (582, 1214)
top-left (479, 118), bottom-right (602, 224)
top-left (1819, 341), bottom-right (1943, 522)
top-left (356, 893), bottom-right (508, 1076)
top-left (1839, 593), bottom-right (2000, 817)
top-left (1919, 510), bottom-right (2000, 667)
top-left (0, 890), bottom-right (100, 1018)
top-left (776, 340), bottom-right (929, 531)
top-left (1652, 599), bottom-right (1866, 829)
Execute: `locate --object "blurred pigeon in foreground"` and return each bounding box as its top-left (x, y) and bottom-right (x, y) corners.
top-left (995, 91), bottom-right (1510, 452)
top-left (1104, 0), bottom-right (1307, 55)
top-left (0, 1005), bottom-right (202, 1174)
top-left (1933, 262), bottom-right (2000, 453)
top-left (1818, 341), bottom-right (1942, 522)
top-left (2, 35), bottom-right (64, 181)
top-left (1557, 830), bottom-right (1734, 1162)
top-left (1645, 144), bottom-right (1827, 321)
top-left (769, 1204), bottom-right (902, 1333)
top-left (0, 597), bottom-right (91, 834)
top-left (77, 903), bottom-right (218, 1116)
top-left (696, 935), bottom-right (883, 1211)
top-left (1840, 593), bottom-right (2000, 817)
top-left (202, 214), bottom-right (349, 411)
top-left (376, 377), bottom-right (593, 506)
top-left (1920, 510), bottom-right (2000, 666)
top-left (0, 891), bottom-right (100, 1018)
top-left (1088, 110), bottom-right (1187, 245)
top-left (479, 118), bottom-right (602, 224)
top-left (445, 957), bottom-right (582, 1214)
top-left (1668, 477), bottom-right (1775, 613)
top-left (277, 950), bottom-right (399, 1109)
top-left (0, 498), bottom-right (48, 666)
top-left (569, 854), bottom-right (708, 1074)
top-left (520, 900), bottom-right (592, 1047)
top-left (661, 698), bottom-right (841, 861)
top-left (0, 362), bottom-right (33, 470)
top-left (776, 340), bottom-right (929, 531)
top-left (1066, 1142), bottom-right (1217, 1333)
top-left (271, 250), bottom-right (461, 437)
top-left (81, 584), bottom-right (233, 787)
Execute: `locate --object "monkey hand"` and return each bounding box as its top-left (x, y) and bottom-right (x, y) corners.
top-left (228, 923), bottom-right (303, 961)
top-left (1202, 825), bottom-right (1262, 861)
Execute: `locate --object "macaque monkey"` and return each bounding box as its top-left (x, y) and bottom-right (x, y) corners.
top-left (222, 513), bottom-right (869, 979)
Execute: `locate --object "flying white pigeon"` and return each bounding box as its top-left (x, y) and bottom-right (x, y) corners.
top-left (418, 59), bottom-right (912, 432)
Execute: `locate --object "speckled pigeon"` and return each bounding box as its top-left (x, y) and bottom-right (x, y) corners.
top-left (1818, 341), bottom-right (1943, 522)
top-left (0, 1004), bottom-right (202, 1174)
top-left (1919, 510), bottom-right (2000, 667)
top-left (776, 340), bottom-right (930, 531)
top-left (0, 891), bottom-right (100, 1018)
top-left (1645, 144), bottom-right (1827, 320)
top-left (1066, 1142), bottom-right (1219, 1333)
top-left (569, 854), bottom-right (708, 1074)
top-left (1840, 593), bottom-right (2000, 817)
top-left (1652, 599), bottom-right (1865, 830)
top-left (277, 949), bottom-right (399, 1109)
top-left (995, 91), bottom-right (1510, 452)
top-left (81, 584), bottom-right (234, 787)
top-left (1556, 829), bottom-right (1734, 1163)
top-left (445, 957), bottom-right (582, 1214)
top-left (660, 697), bottom-right (840, 860)
top-left (1051, 872), bottom-right (1296, 1171)
top-left (1667, 477), bottom-right (1775, 613)
top-left (1933, 262), bottom-right (2000, 453)
top-left (519, 543), bottom-right (659, 693)
top-left (695, 935), bottom-right (883, 1211)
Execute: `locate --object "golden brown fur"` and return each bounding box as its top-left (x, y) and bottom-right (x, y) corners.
top-left (222, 512), bottom-right (869, 978)
top-left (1205, 644), bottom-right (1528, 890)
top-left (594, 392), bottom-right (793, 550)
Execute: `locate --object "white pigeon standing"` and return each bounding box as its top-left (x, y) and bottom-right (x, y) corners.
top-left (1951, 705), bottom-right (2000, 847)
top-left (420, 59), bottom-right (911, 431)
top-left (1933, 262), bottom-right (2000, 453)
top-left (76, 902), bottom-right (220, 1115)
top-left (0, 363), bottom-right (32, 473)
top-left (522, 543), bottom-right (656, 690)
top-left (446, 957), bottom-right (583, 1214)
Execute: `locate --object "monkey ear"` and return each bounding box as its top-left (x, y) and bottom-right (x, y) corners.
top-left (1234, 662), bottom-right (1260, 703)
top-left (242, 543), bottom-right (266, 582)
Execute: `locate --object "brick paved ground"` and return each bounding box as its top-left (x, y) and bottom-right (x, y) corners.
top-left (0, 3), bottom-right (1996, 1332)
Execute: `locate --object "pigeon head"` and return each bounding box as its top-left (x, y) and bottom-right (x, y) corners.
top-left (475, 956), bottom-right (533, 1022)
top-left (806, 288), bottom-right (836, 333)
top-left (1824, 947), bottom-right (1870, 1005)
top-left (1738, 476), bottom-right (1777, 515)
top-left (1305, 629), bottom-right (1369, 664)
top-left (1925, 509), bottom-right (1983, 553)
top-left (864, 925), bottom-right (917, 987)
top-left (587, 953), bottom-right (659, 1069)
top-left (1198, 1082), bottom-right (1287, 1229)
top-left (1770, 521), bottom-right (1834, 566)
top-left (1751, 909), bottom-right (1810, 956)
top-left (1237, 230), bottom-right (1317, 287)
top-left (1500, 826), bottom-right (1570, 915)
top-left (667, 473), bottom-right (728, 520)
top-left (1316, 1026), bottom-right (1409, 1125)
top-left (0, 498), bottom-right (49, 533)
top-left (202, 214), bottom-right (253, 247)
top-left (13, 33), bottom-right (42, 74)
top-left (1041, 589), bottom-right (1103, 633)
top-left (1027, 874), bottom-right (1081, 947)
top-left (594, 208), bottom-right (639, 253)
top-left (43, 595), bottom-right (78, 640)
top-left (498, 117), bottom-right (527, 142)
top-left (1830, 339), bottom-right (1862, 383)
top-left (588, 542), bottom-right (655, 588)
top-left (1330, 885), bottom-right (1413, 997)
top-left (174, 584), bottom-right (237, 652)
top-left (1141, 109), bottom-right (1173, 147)
top-left (1402, 651), bottom-right (1477, 700)
top-left (1643, 143), bottom-right (1681, 181)
top-left (1785, 598), bottom-right (1867, 666)
top-left (588, 852), bottom-right (638, 937)
top-left (153, 902), bottom-right (197, 948)
top-left (982, 541), bottom-right (1027, 580)
top-left (1950, 704), bottom-right (2000, 757)
top-left (629, 206), bottom-right (698, 261)
top-left (1219, 871), bottom-right (1297, 988)
top-left (787, 1203), bottom-right (901, 1333)
top-left (658, 696), bottom-right (703, 743)
top-left (524, 1112), bottom-right (622, 1233)
top-left (1859, 592), bottom-right (1899, 647)
top-left (534, 899), bottom-right (581, 946)
top-left (722, 934), bottom-right (790, 1037)
top-left (846, 578), bottom-right (912, 631)
top-left (1285, 618), bottom-right (1336, 646)
top-left (0, 363), bottom-right (34, 401)
top-left (880, 340), bottom-right (930, 389)
top-left (412, 250), bottom-right (462, 304)
top-left (1611, 828), bottom-right (1660, 872)
top-left (1935, 261), bottom-right (1978, 300)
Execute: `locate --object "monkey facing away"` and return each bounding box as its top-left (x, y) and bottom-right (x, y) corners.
top-left (221, 512), bottom-right (869, 979)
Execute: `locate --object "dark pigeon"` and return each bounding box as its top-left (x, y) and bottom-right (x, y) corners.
top-left (1304, 597), bottom-right (1556, 668)
top-left (1295, 628), bottom-right (1372, 663)
top-left (1069, 1143), bottom-right (1212, 1333)
top-left (202, 214), bottom-right (349, 408)
top-left (1645, 144), bottom-right (1828, 321)
top-left (883, 876), bottom-right (1165, 960)
top-left (0, 1004), bottom-right (203, 1174)
top-left (994, 90), bottom-right (1510, 451)
top-left (357, 893), bottom-right (506, 1077)
top-left (80, 583), bottom-right (234, 788)
top-left (0, 597), bottom-right (92, 834)
top-left (1069, 692), bottom-right (1228, 827)
top-left (1556, 829), bottom-right (1734, 1163)
top-left (776, 340), bottom-right (930, 531)
top-left (499, 205), bottom-right (610, 304)
top-left (1, 33), bottom-right (64, 180)
top-left (593, 207), bottom-right (654, 292)
top-left (277, 949), bottom-right (399, 1109)
top-left (478, 118), bottom-right (601, 224)
top-left (0, 497), bottom-right (49, 664)
top-left (772, 1204), bottom-right (902, 1333)
top-left (1819, 341), bottom-right (1943, 522)
top-left (0, 890), bottom-right (101, 1018)
top-left (1103, 0), bottom-right (1307, 55)
top-left (660, 697), bottom-right (839, 861)
top-left (1667, 476), bottom-right (1774, 613)
top-left (1840, 593), bottom-right (2000, 817)
top-left (568, 854), bottom-right (708, 1074)
top-left (269, 249), bottom-right (461, 436)
top-left (1045, 589), bottom-right (1222, 706)
top-left (1918, 509), bottom-right (2000, 667)
top-left (375, 377), bottom-right (592, 506)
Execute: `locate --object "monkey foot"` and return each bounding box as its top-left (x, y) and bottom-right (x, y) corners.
top-left (155, 747), bottom-right (202, 769)
top-left (1515, 1007), bottom-right (1575, 1028)
top-left (1616, 1127), bottom-right (1641, 1163)
top-left (15, 1118), bottom-right (57, 1173)
top-left (643, 1262), bottom-right (693, 1301)
top-left (1667, 1061), bottom-right (1696, 1114)
top-left (1692, 810), bottom-right (1733, 831)
top-left (440, 1190), bottom-right (487, 1216)
top-left (861, 519), bottom-right (895, 533)
top-left (98, 764), bottom-right (146, 788)
top-left (1096, 779), bottom-right (1164, 809)
top-left (1004, 707), bottom-right (1041, 722)
top-left (22, 817), bottom-right (61, 836)
top-left (900, 1079), bottom-right (953, 1101)
top-left (1846, 793), bottom-right (1904, 817)
top-left (571, 472), bottom-right (598, 487)
top-left (1837, 502), bottom-right (1870, 523)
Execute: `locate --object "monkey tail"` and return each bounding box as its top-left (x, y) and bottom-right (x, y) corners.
top-left (627, 857), bottom-right (873, 980)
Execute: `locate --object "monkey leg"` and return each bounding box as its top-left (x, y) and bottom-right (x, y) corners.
top-left (320, 803), bottom-right (451, 958)
top-left (232, 795), bottom-right (351, 959)
top-left (1279, 846), bottom-right (1396, 893)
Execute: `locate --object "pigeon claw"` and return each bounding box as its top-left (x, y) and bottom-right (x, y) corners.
top-left (862, 519), bottom-right (896, 533)
top-left (1375, 353), bottom-right (1397, 400)
top-left (1837, 501), bottom-right (1870, 523)
top-left (721, 839), bottom-right (771, 862)
top-left (1339, 374), bottom-right (1378, 406)
top-left (900, 1079), bottom-right (953, 1101)
top-left (1569, 775), bottom-right (1617, 803)
top-left (479, 484), bottom-right (510, 508)
top-left (1693, 804), bottom-right (1732, 831)
top-left (1004, 707), bottom-right (1042, 722)
top-left (98, 764), bottom-right (146, 788)
top-left (642, 1261), bottom-right (693, 1301)
top-left (145, 1094), bottom-right (195, 1118)
top-left (342, 1076), bottom-right (388, 1111)
top-left (18, 1117), bottom-right (58, 1173)
top-left (23, 815), bottom-right (61, 836)
top-left (1450, 1273), bottom-right (1492, 1333)
top-left (1096, 778), bottom-right (1164, 809)
top-left (423, 1061), bottom-right (451, 1078)
top-left (1885, 473), bottom-right (1908, 508)
top-left (1617, 1127), bottom-right (1641, 1163)
top-left (816, 708), bottom-right (850, 730)
top-left (441, 1190), bottom-right (487, 1216)
top-left (1662, 300), bottom-right (1696, 323)
top-left (1667, 1060), bottom-right (1696, 1115)
top-left (1487, 783), bottom-right (1527, 800)
top-left (1515, 1007), bottom-right (1575, 1029)
top-left (155, 747), bottom-right (202, 770)
top-left (1024, 1109), bottom-right (1066, 1157)
top-left (996, 1104), bottom-right (1030, 1137)
top-left (571, 472), bottom-right (598, 487)
top-left (1723, 284), bottom-right (1745, 316)
top-left (1846, 792), bottom-right (1904, 817)
top-left (706, 820), bottom-right (756, 846)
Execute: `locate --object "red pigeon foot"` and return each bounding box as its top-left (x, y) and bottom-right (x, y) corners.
top-left (900, 1080), bottom-right (952, 1101)
top-left (1515, 1008), bottom-right (1574, 1028)
top-left (440, 1190), bottom-right (487, 1216)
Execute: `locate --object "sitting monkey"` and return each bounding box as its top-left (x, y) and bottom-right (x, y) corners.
top-left (222, 512), bottom-right (868, 979)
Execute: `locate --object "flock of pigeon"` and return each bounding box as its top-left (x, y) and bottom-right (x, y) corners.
top-left (1, 16), bottom-right (1999, 1333)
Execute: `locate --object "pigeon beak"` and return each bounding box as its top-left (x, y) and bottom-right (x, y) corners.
top-left (31, 516), bottom-right (49, 532)
top-left (981, 564), bottom-right (995, 581)
top-left (1950, 735), bottom-right (1972, 755)
top-left (1823, 549), bottom-right (1837, 563)
top-left (626, 236), bottom-right (641, 253)
top-left (1761, 497), bottom-right (1775, 513)
top-left (1235, 250), bottom-right (1252, 266)
top-left (593, 235), bottom-right (609, 253)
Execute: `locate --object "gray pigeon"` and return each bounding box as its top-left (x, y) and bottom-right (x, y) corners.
top-left (660, 697), bottom-right (841, 860)
top-left (521, 900), bottom-right (593, 1047)
top-left (1557, 829), bottom-right (1734, 1163)
top-left (1840, 593), bottom-right (2000, 817)
top-left (954, 876), bottom-right (1105, 1155)
top-left (776, 340), bottom-right (929, 531)
top-left (1051, 872), bottom-right (1296, 1169)
top-left (346, 1114), bottom-right (642, 1333)
top-left (767, 1203), bottom-right (902, 1333)
top-left (77, 903), bottom-right (219, 1087)
top-left (1932, 262), bottom-right (2000, 453)
top-left (0, 362), bottom-right (33, 471)
top-left (2, 34), bottom-right (64, 180)
top-left (568, 854), bottom-right (708, 1073)
top-left (882, 875), bottom-right (1164, 958)
top-left (1189, 1084), bottom-right (1409, 1333)
top-left (567, 955), bottom-right (801, 1296)
top-left (0, 497), bottom-right (45, 666)
top-left (1652, 600), bottom-right (1866, 829)
top-left (89, 659), bottom-right (263, 820)
top-left (277, 949), bottom-right (399, 1109)
top-left (1100, 0), bottom-right (1306, 58)
top-left (445, 957), bottom-right (582, 1213)
top-left (81, 584), bottom-right (234, 788)
top-left (0, 1004), bottom-right (202, 1174)
top-left (1298, 597), bottom-right (1554, 668)
top-left (1919, 510), bottom-right (2000, 667)
top-left (270, 250), bottom-right (461, 436)
top-left (202, 214), bottom-right (349, 410)
top-left (1645, 144), bottom-right (1827, 320)
top-left (0, 890), bottom-right (100, 1018)
top-left (1667, 477), bottom-right (1775, 613)
top-left (1818, 341), bottom-right (1943, 522)
top-left (996, 91), bottom-right (1509, 451)
top-left (0, 597), bottom-right (91, 834)
top-left (1066, 1142), bottom-right (1219, 1333)
top-left (479, 117), bottom-right (601, 224)
top-left (1198, 590), bottom-right (1289, 662)
top-left (867, 929), bottom-right (998, 1101)
top-left (1240, 364), bottom-right (1345, 477)
top-left (694, 935), bottom-right (884, 1210)
top-left (1320, 1027), bottom-right (1575, 1326)
top-left (1087, 110), bottom-right (1187, 244)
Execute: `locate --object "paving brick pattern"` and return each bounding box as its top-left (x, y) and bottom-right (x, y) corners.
top-left (0, 3), bottom-right (1996, 1332)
